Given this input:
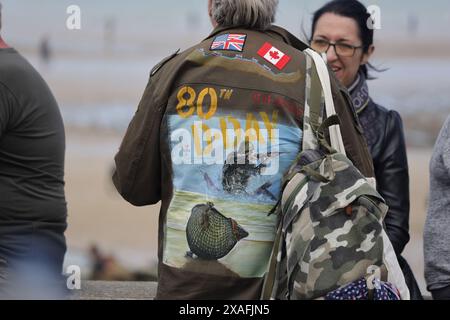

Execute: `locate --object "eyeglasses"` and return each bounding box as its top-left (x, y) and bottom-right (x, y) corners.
top-left (310, 39), bottom-right (363, 57)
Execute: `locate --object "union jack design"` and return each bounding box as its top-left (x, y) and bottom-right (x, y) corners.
top-left (210, 34), bottom-right (247, 52)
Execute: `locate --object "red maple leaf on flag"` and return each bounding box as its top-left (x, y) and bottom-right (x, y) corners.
top-left (269, 50), bottom-right (280, 60)
top-left (258, 42), bottom-right (291, 70)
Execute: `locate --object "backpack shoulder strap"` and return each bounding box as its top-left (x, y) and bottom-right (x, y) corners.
top-left (303, 49), bottom-right (346, 155)
top-left (302, 52), bottom-right (321, 151)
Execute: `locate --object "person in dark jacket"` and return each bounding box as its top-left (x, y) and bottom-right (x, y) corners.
top-left (309, 0), bottom-right (422, 299)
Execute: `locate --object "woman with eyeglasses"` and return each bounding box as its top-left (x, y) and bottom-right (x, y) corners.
top-left (310, 0), bottom-right (422, 299)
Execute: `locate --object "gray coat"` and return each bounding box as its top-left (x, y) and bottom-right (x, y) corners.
top-left (424, 116), bottom-right (450, 294)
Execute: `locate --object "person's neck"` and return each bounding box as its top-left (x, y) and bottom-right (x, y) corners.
top-left (0, 36), bottom-right (9, 49)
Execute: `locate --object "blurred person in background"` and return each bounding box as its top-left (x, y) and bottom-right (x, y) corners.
top-left (89, 245), bottom-right (133, 281)
top-left (113, 0), bottom-right (374, 299)
top-left (309, 0), bottom-right (422, 299)
top-left (38, 34), bottom-right (52, 66)
top-left (0, 2), bottom-right (67, 298)
top-left (424, 116), bottom-right (450, 300)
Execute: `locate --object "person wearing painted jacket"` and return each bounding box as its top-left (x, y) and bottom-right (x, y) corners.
top-left (113, 0), bottom-right (373, 300)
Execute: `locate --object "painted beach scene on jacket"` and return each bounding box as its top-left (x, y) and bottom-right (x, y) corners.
top-left (1, 0), bottom-right (449, 292)
top-left (162, 83), bottom-right (302, 277)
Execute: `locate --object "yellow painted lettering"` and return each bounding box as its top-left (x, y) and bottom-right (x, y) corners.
top-left (176, 86), bottom-right (196, 118)
top-left (203, 129), bottom-right (221, 156)
top-left (260, 111), bottom-right (279, 140)
top-left (197, 88), bottom-right (218, 120)
top-left (192, 122), bottom-right (210, 156)
top-left (220, 117), bottom-right (228, 149)
top-left (245, 113), bottom-right (261, 143)
top-left (228, 116), bottom-right (242, 149)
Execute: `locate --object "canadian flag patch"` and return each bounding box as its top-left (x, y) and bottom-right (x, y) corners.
top-left (257, 42), bottom-right (291, 70)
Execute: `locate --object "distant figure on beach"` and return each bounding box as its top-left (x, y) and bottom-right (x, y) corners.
top-left (0, 3), bottom-right (67, 299)
top-left (407, 13), bottom-right (419, 37)
top-left (186, 11), bottom-right (201, 30)
top-left (104, 17), bottom-right (117, 54)
top-left (113, 0), bottom-right (373, 300)
top-left (309, 0), bottom-right (422, 299)
top-left (89, 245), bottom-right (133, 281)
top-left (39, 35), bottom-right (52, 65)
top-left (424, 116), bottom-right (450, 300)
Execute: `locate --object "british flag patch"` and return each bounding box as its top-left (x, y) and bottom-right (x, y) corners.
top-left (210, 34), bottom-right (247, 52)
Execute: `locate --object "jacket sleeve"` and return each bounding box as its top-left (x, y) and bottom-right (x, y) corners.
top-left (443, 119), bottom-right (450, 172)
top-left (112, 75), bottom-right (165, 206)
top-left (329, 75), bottom-right (375, 178)
top-left (424, 116), bottom-right (450, 292)
top-left (376, 110), bottom-right (410, 255)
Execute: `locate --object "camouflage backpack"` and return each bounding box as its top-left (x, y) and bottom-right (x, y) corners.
top-left (261, 49), bottom-right (409, 300)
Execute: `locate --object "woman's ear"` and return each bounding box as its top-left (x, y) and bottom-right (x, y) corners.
top-left (361, 44), bottom-right (375, 65)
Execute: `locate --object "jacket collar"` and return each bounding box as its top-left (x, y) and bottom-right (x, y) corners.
top-left (204, 25), bottom-right (246, 40)
top-left (204, 24), bottom-right (309, 52)
top-left (349, 71), bottom-right (371, 114)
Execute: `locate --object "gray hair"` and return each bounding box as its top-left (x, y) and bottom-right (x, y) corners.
top-left (211, 0), bottom-right (279, 30)
top-left (0, 2), bottom-right (2, 30)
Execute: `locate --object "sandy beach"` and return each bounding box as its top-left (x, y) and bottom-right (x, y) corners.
top-left (403, 148), bottom-right (433, 295)
top-left (63, 129), bottom-right (160, 273)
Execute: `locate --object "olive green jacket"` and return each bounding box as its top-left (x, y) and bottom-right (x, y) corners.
top-left (113, 25), bottom-right (374, 300)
